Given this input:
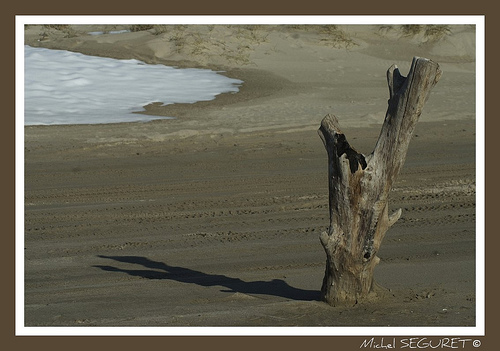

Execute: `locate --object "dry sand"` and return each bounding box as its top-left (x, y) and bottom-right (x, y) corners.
top-left (24, 24), bottom-right (477, 327)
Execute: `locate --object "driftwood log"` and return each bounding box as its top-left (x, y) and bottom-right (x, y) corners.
top-left (318, 57), bottom-right (442, 306)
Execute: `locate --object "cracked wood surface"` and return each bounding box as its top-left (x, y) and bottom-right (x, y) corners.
top-left (318, 57), bottom-right (442, 306)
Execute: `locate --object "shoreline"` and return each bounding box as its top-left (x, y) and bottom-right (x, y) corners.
top-left (24, 24), bottom-right (475, 130)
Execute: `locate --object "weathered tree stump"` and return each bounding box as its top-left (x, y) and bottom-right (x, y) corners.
top-left (318, 57), bottom-right (442, 306)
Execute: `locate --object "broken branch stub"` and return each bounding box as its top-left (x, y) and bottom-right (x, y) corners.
top-left (318, 57), bottom-right (441, 306)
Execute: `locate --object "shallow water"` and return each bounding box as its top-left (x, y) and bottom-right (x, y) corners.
top-left (88, 30), bottom-right (131, 35)
top-left (24, 46), bottom-right (243, 125)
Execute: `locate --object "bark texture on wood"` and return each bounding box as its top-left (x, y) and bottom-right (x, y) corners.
top-left (318, 57), bottom-right (441, 306)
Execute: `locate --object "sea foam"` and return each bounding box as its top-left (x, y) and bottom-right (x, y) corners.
top-left (24, 46), bottom-right (242, 125)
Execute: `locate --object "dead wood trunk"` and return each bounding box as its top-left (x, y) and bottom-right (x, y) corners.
top-left (318, 57), bottom-right (442, 306)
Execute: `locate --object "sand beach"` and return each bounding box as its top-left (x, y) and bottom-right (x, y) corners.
top-left (23, 23), bottom-right (477, 327)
